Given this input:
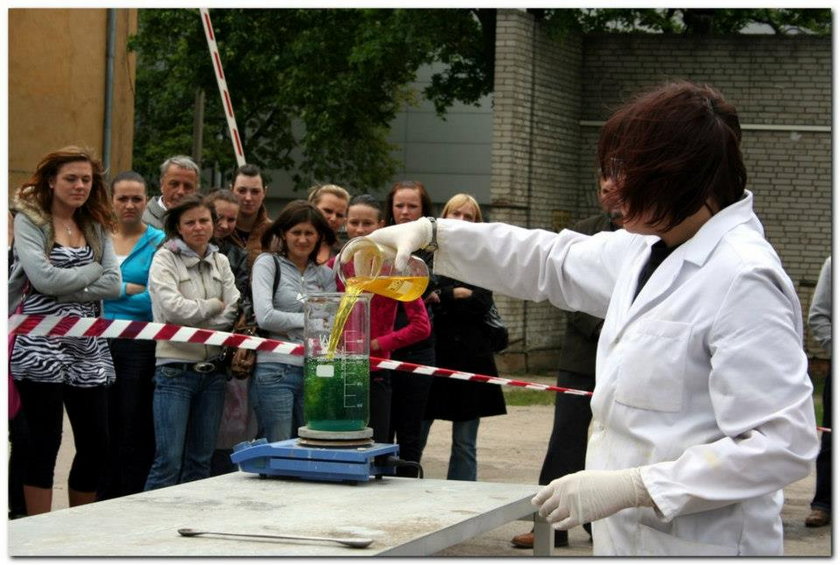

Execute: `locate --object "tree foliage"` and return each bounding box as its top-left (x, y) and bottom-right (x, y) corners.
top-left (539, 8), bottom-right (831, 36)
top-left (130, 8), bottom-right (491, 192)
top-left (130, 8), bottom-right (830, 193)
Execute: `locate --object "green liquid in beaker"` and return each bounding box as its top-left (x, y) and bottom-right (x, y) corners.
top-left (304, 355), bottom-right (369, 431)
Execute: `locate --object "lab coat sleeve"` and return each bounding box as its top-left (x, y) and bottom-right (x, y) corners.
top-left (432, 219), bottom-right (631, 319)
top-left (641, 264), bottom-right (819, 520)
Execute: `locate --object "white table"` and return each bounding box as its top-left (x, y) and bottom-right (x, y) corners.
top-left (8, 473), bottom-right (551, 556)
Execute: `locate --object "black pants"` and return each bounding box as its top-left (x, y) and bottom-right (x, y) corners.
top-left (369, 370), bottom-right (392, 443)
top-left (389, 346), bottom-right (434, 476)
top-left (538, 370), bottom-right (595, 539)
top-left (538, 370), bottom-right (595, 486)
top-left (8, 410), bottom-right (30, 517)
top-left (16, 379), bottom-right (108, 492)
top-left (812, 362), bottom-right (831, 512)
top-left (99, 338), bottom-right (157, 500)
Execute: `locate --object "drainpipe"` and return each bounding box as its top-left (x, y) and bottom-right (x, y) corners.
top-left (103, 9), bottom-right (117, 173)
top-left (522, 13), bottom-right (538, 369)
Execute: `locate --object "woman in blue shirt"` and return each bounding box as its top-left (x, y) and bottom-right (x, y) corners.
top-left (100, 171), bottom-right (165, 499)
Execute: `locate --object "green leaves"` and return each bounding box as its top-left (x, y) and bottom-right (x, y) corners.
top-left (131, 8), bottom-right (829, 193)
top-left (541, 8), bottom-right (831, 36)
top-left (132, 8), bottom-right (490, 193)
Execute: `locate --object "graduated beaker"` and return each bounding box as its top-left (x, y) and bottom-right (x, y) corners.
top-left (303, 292), bottom-right (371, 432)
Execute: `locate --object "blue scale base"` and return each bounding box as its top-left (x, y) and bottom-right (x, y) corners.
top-left (231, 438), bottom-right (400, 483)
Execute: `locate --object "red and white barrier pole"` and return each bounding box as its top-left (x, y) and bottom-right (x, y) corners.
top-left (200, 8), bottom-right (246, 167)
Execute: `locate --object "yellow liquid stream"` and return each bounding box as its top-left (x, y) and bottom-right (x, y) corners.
top-left (325, 276), bottom-right (429, 357)
top-left (346, 275), bottom-right (428, 302)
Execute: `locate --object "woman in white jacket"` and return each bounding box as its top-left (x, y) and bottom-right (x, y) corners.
top-left (367, 81), bottom-right (819, 555)
top-left (145, 195), bottom-right (239, 491)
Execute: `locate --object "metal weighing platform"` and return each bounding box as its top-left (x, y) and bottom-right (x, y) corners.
top-left (231, 438), bottom-right (400, 483)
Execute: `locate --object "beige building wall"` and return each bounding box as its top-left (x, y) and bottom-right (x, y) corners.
top-left (8, 8), bottom-right (137, 191)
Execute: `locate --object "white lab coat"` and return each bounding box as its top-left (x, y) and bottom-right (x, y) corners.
top-left (433, 191), bottom-right (818, 556)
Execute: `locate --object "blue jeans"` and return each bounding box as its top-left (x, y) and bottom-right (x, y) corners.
top-left (249, 362), bottom-right (304, 442)
top-left (420, 418), bottom-right (480, 481)
top-left (144, 365), bottom-right (226, 491)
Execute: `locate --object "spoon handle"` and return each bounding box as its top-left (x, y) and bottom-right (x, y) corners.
top-left (179, 529), bottom-right (371, 548)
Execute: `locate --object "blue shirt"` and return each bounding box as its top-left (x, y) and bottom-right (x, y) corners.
top-left (103, 225), bottom-right (165, 321)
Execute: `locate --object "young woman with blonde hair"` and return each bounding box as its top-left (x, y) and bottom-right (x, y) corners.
top-left (419, 193), bottom-right (506, 481)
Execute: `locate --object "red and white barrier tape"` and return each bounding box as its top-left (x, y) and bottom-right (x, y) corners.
top-left (200, 8), bottom-right (246, 167)
top-left (7, 314), bottom-right (592, 398)
top-left (10, 314), bottom-right (831, 433)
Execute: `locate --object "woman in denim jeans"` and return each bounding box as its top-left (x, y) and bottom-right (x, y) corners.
top-left (251, 201), bottom-right (336, 442)
top-left (145, 195), bottom-right (239, 491)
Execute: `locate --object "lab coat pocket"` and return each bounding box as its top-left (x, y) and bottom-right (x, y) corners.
top-left (638, 523), bottom-right (739, 556)
top-left (615, 319), bottom-right (691, 412)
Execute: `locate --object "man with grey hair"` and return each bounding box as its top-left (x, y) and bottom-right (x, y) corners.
top-left (141, 155), bottom-right (200, 229)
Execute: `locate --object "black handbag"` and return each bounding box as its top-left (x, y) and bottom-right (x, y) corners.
top-left (484, 302), bottom-right (509, 353)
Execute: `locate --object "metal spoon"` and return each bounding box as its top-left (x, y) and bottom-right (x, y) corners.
top-left (177, 528), bottom-right (373, 549)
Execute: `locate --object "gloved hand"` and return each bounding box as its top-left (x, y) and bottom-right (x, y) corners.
top-left (532, 468), bottom-right (653, 530)
top-left (366, 217), bottom-right (433, 272)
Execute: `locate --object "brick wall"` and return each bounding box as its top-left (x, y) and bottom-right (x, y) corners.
top-left (492, 10), bottom-right (831, 371)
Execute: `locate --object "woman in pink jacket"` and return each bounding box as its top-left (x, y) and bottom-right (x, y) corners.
top-left (329, 194), bottom-right (430, 443)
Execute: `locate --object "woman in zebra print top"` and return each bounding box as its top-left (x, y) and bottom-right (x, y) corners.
top-left (9, 146), bottom-right (121, 515)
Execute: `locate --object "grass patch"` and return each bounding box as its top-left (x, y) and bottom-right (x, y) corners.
top-left (503, 388), bottom-right (557, 406)
top-left (500, 373), bottom-right (560, 406)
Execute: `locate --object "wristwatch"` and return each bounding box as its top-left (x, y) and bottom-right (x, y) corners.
top-left (423, 216), bottom-right (438, 252)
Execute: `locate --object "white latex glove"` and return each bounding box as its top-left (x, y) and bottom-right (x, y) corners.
top-left (532, 468), bottom-right (653, 530)
top-left (365, 217), bottom-right (433, 272)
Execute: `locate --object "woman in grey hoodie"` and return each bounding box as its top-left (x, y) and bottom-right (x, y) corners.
top-left (9, 146), bottom-right (120, 515)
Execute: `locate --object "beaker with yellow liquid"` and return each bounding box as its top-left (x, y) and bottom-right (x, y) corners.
top-left (336, 237), bottom-right (430, 302)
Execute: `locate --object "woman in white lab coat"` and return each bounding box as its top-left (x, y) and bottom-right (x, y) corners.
top-left (366, 81), bottom-right (819, 556)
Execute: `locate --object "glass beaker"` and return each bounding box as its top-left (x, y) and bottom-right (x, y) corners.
top-left (303, 292), bottom-right (371, 432)
top-left (336, 236), bottom-right (430, 302)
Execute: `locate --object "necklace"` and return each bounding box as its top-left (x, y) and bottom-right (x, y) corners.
top-left (56, 219), bottom-right (74, 236)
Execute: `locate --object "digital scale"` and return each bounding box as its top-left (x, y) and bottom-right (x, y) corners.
top-left (231, 426), bottom-right (401, 484)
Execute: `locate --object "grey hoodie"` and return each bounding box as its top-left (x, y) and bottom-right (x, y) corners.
top-left (9, 192), bottom-right (120, 312)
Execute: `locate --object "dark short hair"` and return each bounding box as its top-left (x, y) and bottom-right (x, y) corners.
top-left (385, 180), bottom-right (435, 225)
top-left (261, 200), bottom-right (335, 262)
top-left (232, 163), bottom-right (264, 189)
top-left (109, 171), bottom-right (146, 195)
top-left (162, 194), bottom-right (217, 241)
top-left (349, 193), bottom-right (384, 221)
top-left (598, 81), bottom-right (746, 231)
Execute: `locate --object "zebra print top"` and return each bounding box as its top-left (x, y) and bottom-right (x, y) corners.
top-left (10, 244), bottom-right (115, 387)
